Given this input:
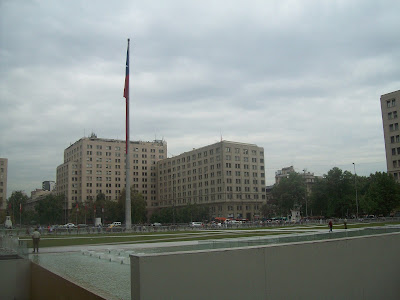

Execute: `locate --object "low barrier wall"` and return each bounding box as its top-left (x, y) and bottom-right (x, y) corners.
top-left (0, 257), bottom-right (30, 300)
top-left (30, 263), bottom-right (106, 300)
top-left (131, 232), bottom-right (400, 300)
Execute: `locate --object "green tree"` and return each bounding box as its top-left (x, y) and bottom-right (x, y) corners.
top-left (117, 188), bottom-right (147, 224)
top-left (260, 202), bottom-right (278, 219)
top-left (362, 172), bottom-right (400, 216)
top-left (35, 194), bottom-right (64, 225)
top-left (310, 167), bottom-right (358, 218)
top-left (7, 191), bottom-right (29, 225)
top-left (150, 204), bottom-right (210, 224)
top-left (272, 172), bottom-right (306, 216)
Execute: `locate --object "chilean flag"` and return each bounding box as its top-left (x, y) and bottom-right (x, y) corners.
top-left (123, 42), bottom-right (129, 100)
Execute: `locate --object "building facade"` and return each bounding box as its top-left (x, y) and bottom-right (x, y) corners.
top-left (0, 158), bottom-right (7, 210)
top-left (56, 134), bottom-right (167, 210)
top-left (157, 141), bottom-right (266, 220)
top-left (381, 90), bottom-right (400, 181)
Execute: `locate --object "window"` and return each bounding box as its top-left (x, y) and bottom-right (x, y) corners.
top-left (392, 99), bottom-right (396, 107)
top-left (393, 148), bottom-right (396, 155)
top-left (394, 161), bottom-right (398, 168)
top-left (388, 112), bottom-right (393, 119)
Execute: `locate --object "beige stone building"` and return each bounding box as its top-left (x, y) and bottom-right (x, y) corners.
top-left (157, 141), bottom-right (266, 220)
top-left (275, 166), bottom-right (321, 195)
top-left (56, 134), bottom-right (167, 210)
top-left (0, 158), bottom-right (7, 210)
top-left (381, 90), bottom-right (400, 181)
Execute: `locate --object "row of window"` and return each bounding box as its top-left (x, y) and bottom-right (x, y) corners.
top-left (387, 98), bottom-right (396, 108)
top-left (159, 193), bottom-right (265, 204)
top-left (389, 123), bottom-right (399, 132)
top-left (393, 160), bottom-right (400, 168)
top-left (388, 111), bottom-right (398, 120)
top-left (391, 147), bottom-right (400, 156)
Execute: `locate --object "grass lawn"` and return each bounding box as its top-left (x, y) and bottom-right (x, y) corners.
top-left (21, 230), bottom-right (291, 248)
top-left (20, 221), bottom-right (399, 248)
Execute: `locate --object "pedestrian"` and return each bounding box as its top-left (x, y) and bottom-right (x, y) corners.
top-left (329, 220), bottom-right (333, 232)
top-left (32, 227), bottom-right (41, 253)
top-left (344, 218), bottom-right (348, 230)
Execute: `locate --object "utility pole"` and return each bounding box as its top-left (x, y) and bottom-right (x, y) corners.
top-left (352, 163), bottom-right (359, 219)
top-left (303, 169), bottom-right (308, 218)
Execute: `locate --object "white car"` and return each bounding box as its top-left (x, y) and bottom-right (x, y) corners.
top-left (64, 223), bottom-right (76, 228)
top-left (190, 222), bottom-right (203, 227)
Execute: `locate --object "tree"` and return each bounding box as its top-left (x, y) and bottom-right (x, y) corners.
top-left (117, 188), bottom-right (147, 224)
top-left (7, 191), bottom-right (28, 225)
top-left (363, 172), bottom-right (400, 216)
top-left (310, 167), bottom-right (360, 218)
top-left (260, 202), bottom-right (279, 219)
top-left (272, 172), bottom-right (306, 216)
top-left (150, 204), bottom-right (210, 224)
top-left (35, 194), bottom-right (64, 225)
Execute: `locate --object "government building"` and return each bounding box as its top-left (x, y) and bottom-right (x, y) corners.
top-left (158, 141), bottom-right (266, 220)
top-left (56, 134), bottom-right (167, 210)
top-left (56, 136), bottom-right (266, 220)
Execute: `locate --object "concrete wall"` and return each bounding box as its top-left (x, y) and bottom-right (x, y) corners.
top-left (0, 257), bottom-right (30, 300)
top-left (131, 232), bottom-right (400, 300)
top-left (30, 263), bottom-right (106, 300)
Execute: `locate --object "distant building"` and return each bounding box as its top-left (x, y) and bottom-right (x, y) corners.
top-left (56, 134), bottom-right (167, 211)
top-left (42, 181), bottom-right (56, 191)
top-left (275, 166), bottom-right (295, 184)
top-left (275, 166), bottom-right (321, 195)
top-left (157, 141), bottom-right (266, 220)
top-left (0, 158), bottom-right (7, 210)
top-left (26, 189), bottom-right (52, 211)
top-left (380, 89), bottom-right (400, 181)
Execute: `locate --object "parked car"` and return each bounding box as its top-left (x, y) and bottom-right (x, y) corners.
top-left (190, 222), bottom-right (203, 227)
top-left (152, 223), bottom-right (162, 226)
top-left (109, 222), bottom-right (121, 228)
top-left (64, 223), bottom-right (76, 228)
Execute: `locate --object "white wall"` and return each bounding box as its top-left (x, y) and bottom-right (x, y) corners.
top-left (131, 232), bottom-right (400, 300)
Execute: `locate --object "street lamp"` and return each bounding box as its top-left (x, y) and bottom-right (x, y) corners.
top-left (303, 169), bottom-right (308, 218)
top-left (352, 163), bottom-right (359, 219)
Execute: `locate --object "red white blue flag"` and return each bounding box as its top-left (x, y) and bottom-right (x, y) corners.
top-left (123, 42), bottom-right (129, 99)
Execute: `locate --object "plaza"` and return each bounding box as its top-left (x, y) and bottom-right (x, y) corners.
top-left (1, 221), bottom-right (400, 299)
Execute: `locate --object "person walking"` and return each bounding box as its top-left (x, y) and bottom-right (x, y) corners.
top-left (344, 218), bottom-right (348, 229)
top-left (32, 227), bottom-right (41, 253)
top-left (329, 220), bottom-right (333, 232)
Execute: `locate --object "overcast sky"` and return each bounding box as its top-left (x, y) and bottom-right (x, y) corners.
top-left (1, 0), bottom-right (399, 198)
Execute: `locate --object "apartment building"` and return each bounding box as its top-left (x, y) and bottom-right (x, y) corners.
top-left (381, 90), bottom-right (400, 181)
top-left (56, 134), bottom-right (167, 210)
top-left (0, 158), bottom-right (7, 210)
top-left (157, 141), bottom-right (266, 220)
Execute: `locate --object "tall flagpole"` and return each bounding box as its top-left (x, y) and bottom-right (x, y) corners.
top-left (124, 38), bottom-right (132, 229)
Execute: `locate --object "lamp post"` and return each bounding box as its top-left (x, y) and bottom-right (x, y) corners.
top-left (303, 169), bottom-right (308, 218)
top-left (352, 163), bottom-right (359, 219)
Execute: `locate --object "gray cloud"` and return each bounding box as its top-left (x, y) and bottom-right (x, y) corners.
top-left (1, 0), bottom-right (398, 197)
